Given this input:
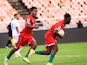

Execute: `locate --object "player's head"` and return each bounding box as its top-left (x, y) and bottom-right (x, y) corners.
top-left (30, 7), bottom-right (37, 18)
top-left (64, 13), bottom-right (71, 24)
top-left (14, 13), bottom-right (20, 20)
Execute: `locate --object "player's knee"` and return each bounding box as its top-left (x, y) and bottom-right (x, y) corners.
top-left (15, 48), bottom-right (19, 51)
top-left (46, 51), bottom-right (51, 55)
top-left (54, 45), bottom-right (58, 52)
top-left (31, 42), bottom-right (37, 49)
top-left (54, 47), bottom-right (58, 53)
top-left (56, 48), bottom-right (58, 52)
top-left (34, 43), bottom-right (37, 48)
top-left (46, 52), bottom-right (50, 55)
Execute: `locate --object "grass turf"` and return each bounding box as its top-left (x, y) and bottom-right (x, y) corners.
top-left (0, 42), bottom-right (87, 65)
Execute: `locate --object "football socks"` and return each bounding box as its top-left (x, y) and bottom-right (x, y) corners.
top-left (35, 50), bottom-right (42, 54)
top-left (48, 54), bottom-right (55, 63)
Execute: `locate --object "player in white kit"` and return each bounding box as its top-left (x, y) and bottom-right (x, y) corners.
top-left (11, 13), bottom-right (22, 57)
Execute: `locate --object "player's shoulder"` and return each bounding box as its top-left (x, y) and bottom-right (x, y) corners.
top-left (26, 15), bottom-right (32, 19)
top-left (26, 15), bottom-right (33, 22)
top-left (12, 19), bottom-right (18, 24)
top-left (51, 20), bottom-right (64, 28)
top-left (58, 20), bottom-right (64, 24)
top-left (11, 19), bottom-right (17, 22)
top-left (11, 19), bottom-right (15, 24)
top-left (55, 20), bottom-right (64, 26)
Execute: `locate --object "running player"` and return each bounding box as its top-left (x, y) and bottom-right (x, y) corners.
top-left (28, 13), bottom-right (71, 65)
top-left (4, 7), bottom-right (38, 65)
top-left (11, 13), bottom-right (22, 57)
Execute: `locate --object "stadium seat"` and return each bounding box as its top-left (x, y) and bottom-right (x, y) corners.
top-left (0, 0), bottom-right (24, 33)
top-left (0, 0), bottom-right (87, 32)
top-left (21, 0), bottom-right (87, 27)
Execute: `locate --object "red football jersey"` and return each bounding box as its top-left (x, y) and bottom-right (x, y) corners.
top-left (20, 15), bottom-right (36, 35)
top-left (44, 20), bottom-right (64, 46)
top-left (48, 20), bottom-right (64, 36)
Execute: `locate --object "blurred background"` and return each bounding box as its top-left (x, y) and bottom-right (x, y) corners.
top-left (0, 0), bottom-right (87, 32)
top-left (0, 0), bottom-right (87, 65)
top-left (0, 0), bottom-right (87, 48)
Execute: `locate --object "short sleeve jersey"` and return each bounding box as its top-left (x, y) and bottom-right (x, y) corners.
top-left (48, 20), bottom-right (64, 36)
top-left (21, 15), bottom-right (35, 36)
top-left (11, 19), bottom-right (19, 37)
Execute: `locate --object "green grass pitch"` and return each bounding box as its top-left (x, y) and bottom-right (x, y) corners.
top-left (0, 42), bottom-right (87, 65)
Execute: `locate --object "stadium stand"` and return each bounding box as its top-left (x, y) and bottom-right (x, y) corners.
top-left (0, 0), bottom-right (16, 32)
top-left (0, 0), bottom-right (24, 33)
top-left (0, 0), bottom-right (87, 33)
top-left (8, 0), bottom-right (29, 18)
top-left (22, 0), bottom-right (87, 27)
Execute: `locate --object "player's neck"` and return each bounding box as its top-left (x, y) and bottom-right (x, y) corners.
top-left (29, 14), bottom-right (34, 18)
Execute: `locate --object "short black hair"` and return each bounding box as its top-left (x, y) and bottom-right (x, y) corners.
top-left (64, 13), bottom-right (71, 18)
top-left (14, 13), bottom-right (18, 17)
top-left (30, 7), bottom-right (37, 11)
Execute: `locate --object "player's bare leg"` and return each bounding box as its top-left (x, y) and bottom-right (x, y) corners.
top-left (47, 44), bottom-right (58, 65)
top-left (28, 42), bottom-right (37, 58)
top-left (15, 48), bottom-right (22, 57)
top-left (23, 42), bottom-right (37, 64)
top-left (4, 48), bottom-right (18, 65)
top-left (35, 44), bottom-right (58, 65)
top-left (23, 49), bottom-right (30, 64)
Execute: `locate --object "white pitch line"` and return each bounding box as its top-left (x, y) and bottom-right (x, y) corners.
top-left (56, 55), bottom-right (87, 57)
top-left (33, 55), bottom-right (87, 57)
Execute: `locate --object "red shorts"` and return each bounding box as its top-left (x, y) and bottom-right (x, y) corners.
top-left (15, 34), bottom-right (36, 49)
top-left (44, 32), bottom-right (57, 47)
